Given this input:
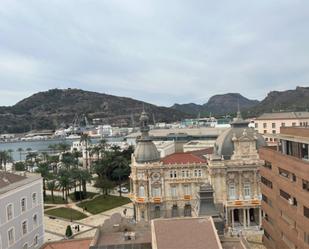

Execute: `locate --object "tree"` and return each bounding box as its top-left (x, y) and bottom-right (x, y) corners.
top-left (65, 225), bottom-right (73, 238)
top-left (57, 143), bottom-right (70, 153)
top-left (17, 148), bottom-right (23, 161)
top-left (94, 176), bottom-right (114, 196)
top-left (111, 156), bottom-right (130, 196)
top-left (0, 150), bottom-right (11, 171)
top-left (47, 178), bottom-right (57, 203)
top-left (36, 162), bottom-right (50, 198)
top-left (80, 134), bottom-right (91, 169)
top-left (14, 161), bottom-right (26, 171)
top-left (57, 169), bottom-right (71, 201)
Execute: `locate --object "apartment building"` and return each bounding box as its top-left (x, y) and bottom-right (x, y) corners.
top-left (259, 126), bottom-right (309, 249)
top-left (254, 112), bottom-right (309, 144)
top-left (0, 172), bottom-right (44, 249)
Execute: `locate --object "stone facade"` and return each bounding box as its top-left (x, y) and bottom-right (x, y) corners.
top-left (130, 111), bottom-right (265, 231)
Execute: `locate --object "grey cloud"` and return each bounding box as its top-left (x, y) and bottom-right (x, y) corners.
top-left (0, 0), bottom-right (308, 106)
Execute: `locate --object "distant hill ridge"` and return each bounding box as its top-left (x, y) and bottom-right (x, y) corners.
top-left (171, 86), bottom-right (309, 117)
top-left (0, 86), bottom-right (308, 133)
top-left (0, 88), bottom-right (191, 133)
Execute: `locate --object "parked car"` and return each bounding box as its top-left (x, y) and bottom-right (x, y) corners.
top-left (117, 187), bottom-right (129, 193)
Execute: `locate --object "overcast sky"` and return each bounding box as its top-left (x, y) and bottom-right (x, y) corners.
top-left (0, 0), bottom-right (308, 107)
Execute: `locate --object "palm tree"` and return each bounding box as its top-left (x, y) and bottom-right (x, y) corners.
top-left (80, 169), bottom-right (92, 198)
top-left (7, 149), bottom-right (13, 161)
top-left (17, 148), bottom-right (23, 161)
top-left (36, 162), bottom-right (50, 198)
top-left (57, 169), bottom-right (71, 201)
top-left (111, 156), bottom-right (130, 196)
top-left (47, 178), bottom-right (57, 203)
top-left (80, 134), bottom-right (91, 169)
top-left (0, 151), bottom-right (11, 171)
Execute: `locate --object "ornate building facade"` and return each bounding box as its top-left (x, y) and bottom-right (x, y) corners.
top-left (130, 111), bottom-right (266, 230)
top-left (129, 111), bottom-right (209, 221)
top-left (208, 112), bottom-right (266, 229)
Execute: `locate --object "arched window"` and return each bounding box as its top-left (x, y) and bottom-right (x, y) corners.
top-left (184, 204), bottom-right (192, 217)
top-left (139, 186), bottom-right (145, 197)
top-left (21, 198), bottom-right (26, 212)
top-left (152, 187), bottom-right (161, 197)
top-left (229, 183), bottom-right (236, 200)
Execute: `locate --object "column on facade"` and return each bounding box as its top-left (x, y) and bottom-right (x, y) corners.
top-left (259, 208), bottom-right (262, 227)
top-left (238, 172), bottom-right (243, 200)
top-left (243, 208), bottom-right (246, 228)
top-left (247, 209), bottom-right (250, 227)
top-left (231, 209), bottom-right (234, 228)
top-left (225, 207), bottom-right (229, 226)
top-left (253, 171), bottom-right (257, 199)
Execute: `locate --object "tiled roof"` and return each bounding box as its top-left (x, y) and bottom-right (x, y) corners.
top-left (152, 217), bottom-right (221, 249)
top-left (41, 238), bottom-right (92, 249)
top-left (161, 151), bottom-right (207, 164)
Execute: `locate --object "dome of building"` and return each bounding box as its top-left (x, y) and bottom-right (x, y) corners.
top-left (214, 112), bottom-right (266, 159)
top-left (134, 110), bottom-right (160, 163)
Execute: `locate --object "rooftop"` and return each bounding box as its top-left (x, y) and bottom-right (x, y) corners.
top-left (256, 111), bottom-right (309, 120)
top-left (160, 150), bottom-right (208, 165)
top-left (0, 171), bottom-right (41, 195)
top-left (126, 127), bottom-right (227, 139)
top-left (152, 217), bottom-right (222, 249)
top-left (41, 238), bottom-right (92, 249)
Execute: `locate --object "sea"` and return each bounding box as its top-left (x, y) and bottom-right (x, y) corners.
top-left (0, 137), bottom-right (125, 161)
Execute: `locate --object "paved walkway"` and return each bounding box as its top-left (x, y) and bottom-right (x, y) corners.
top-left (44, 198), bottom-right (133, 242)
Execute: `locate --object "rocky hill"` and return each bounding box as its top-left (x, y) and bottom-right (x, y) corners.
top-left (246, 86), bottom-right (309, 116)
top-left (172, 93), bottom-right (259, 116)
top-left (0, 89), bottom-right (192, 133)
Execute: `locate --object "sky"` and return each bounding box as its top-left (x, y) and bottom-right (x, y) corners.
top-left (0, 0), bottom-right (309, 107)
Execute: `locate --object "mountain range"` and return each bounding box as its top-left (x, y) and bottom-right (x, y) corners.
top-left (0, 86), bottom-right (309, 133)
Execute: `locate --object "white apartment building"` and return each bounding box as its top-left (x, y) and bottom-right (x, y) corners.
top-left (0, 172), bottom-right (44, 249)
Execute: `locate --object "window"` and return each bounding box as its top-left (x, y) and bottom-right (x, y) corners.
top-left (22, 221), bottom-right (28, 235)
top-left (262, 194), bottom-right (272, 207)
top-left (7, 204), bottom-right (13, 221)
top-left (8, 228), bottom-right (14, 246)
top-left (185, 170), bottom-right (190, 178)
top-left (152, 187), bottom-right (161, 197)
top-left (264, 213), bottom-right (273, 225)
top-left (279, 168), bottom-right (290, 179)
top-left (182, 170), bottom-right (186, 178)
top-left (264, 229), bottom-right (272, 241)
top-left (261, 176), bottom-right (273, 189)
top-left (281, 122), bottom-right (285, 127)
top-left (171, 185), bottom-right (177, 197)
top-left (304, 206), bottom-right (309, 219)
top-left (292, 122), bottom-right (296, 127)
top-left (33, 214), bottom-right (38, 227)
top-left (282, 233), bottom-right (295, 249)
top-left (255, 123), bottom-right (258, 128)
top-left (21, 198), bottom-right (26, 212)
top-left (154, 206), bottom-right (160, 218)
top-left (263, 130), bottom-right (267, 134)
top-left (263, 123), bottom-right (267, 128)
top-left (272, 130), bottom-right (276, 134)
top-left (183, 184), bottom-right (191, 195)
top-left (32, 193), bottom-right (37, 205)
top-left (305, 232), bottom-right (309, 244)
top-left (170, 170), bottom-right (177, 178)
top-left (272, 123), bottom-right (276, 128)
top-left (264, 161), bottom-right (272, 170)
top-left (198, 169), bottom-right (202, 177)
top-left (228, 183), bottom-right (236, 200)
top-left (33, 235), bottom-right (38, 246)
top-left (243, 183), bottom-right (251, 199)
top-left (292, 174), bottom-right (296, 182)
top-left (139, 186), bottom-right (145, 197)
top-left (303, 179), bottom-right (309, 191)
top-left (280, 189), bottom-right (291, 200)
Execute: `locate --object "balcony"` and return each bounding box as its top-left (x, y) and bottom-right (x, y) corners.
top-left (226, 199), bottom-right (261, 207)
top-left (184, 195), bottom-right (191, 201)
